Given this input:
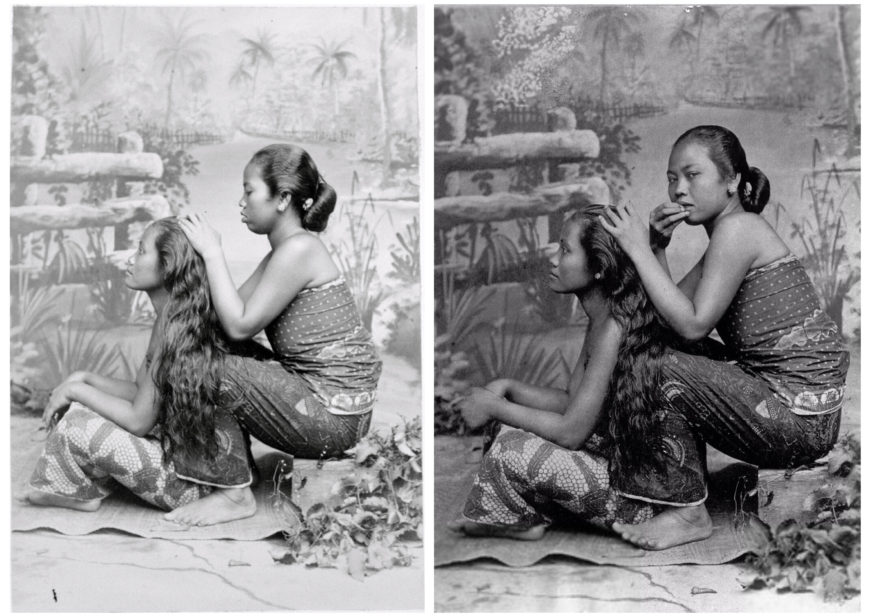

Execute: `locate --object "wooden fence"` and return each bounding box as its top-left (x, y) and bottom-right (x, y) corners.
top-left (493, 99), bottom-right (667, 134)
top-left (11, 115), bottom-right (172, 269)
top-left (241, 126), bottom-right (356, 144)
top-left (70, 125), bottom-right (226, 153)
top-left (684, 92), bottom-right (812, 111)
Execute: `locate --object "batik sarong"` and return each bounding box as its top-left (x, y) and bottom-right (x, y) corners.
top-left (614, 254), bottom-right (849, 505)
top-left (462, 428), bottom-right (659, 530)
top-left (217, 277), bottom-right (381, 460)
top-left (29, 404), bottom-right (221, 510)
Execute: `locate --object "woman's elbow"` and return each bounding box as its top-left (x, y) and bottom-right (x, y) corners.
top-left (553, 432), bottom-right (585, 451)
top-left (224, 323), bottom-right (256, 341)
top-left (128, 421), bottom-right (154, 438)
top-left (128, 409), bottom-right (158, 437)
top-left (678, 322), bottom-right (713, 342)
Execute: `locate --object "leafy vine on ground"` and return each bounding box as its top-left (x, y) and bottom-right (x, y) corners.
top-left (271, 416), bottom-right (422, 580)
top-left (741, 433), bottom-right (860, 602)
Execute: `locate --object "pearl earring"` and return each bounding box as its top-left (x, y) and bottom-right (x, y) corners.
top-left (594, 272), bottom-right (602, 280)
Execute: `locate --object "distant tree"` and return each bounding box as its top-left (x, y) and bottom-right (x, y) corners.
top-left (309, 37), bottom-right (357, 116)
top-left (758, 5), bottom-right (811, 86)
top-left (59, 23), bottom-right (114, 114)
top-left (587, 7), bottom-right (644, 105)
top-left (689, 6), bottom-right (720, 61)
top-left (239, 29), bottom-right (277, 99)
top-left (367, 6), bottom-right (415, 185)
top-left (229, 61), bottom-right (253, 90)
top-left (151, 11), bottom-right (210, 129)
top-left (11, 7), bottom-right (69, 155)
top-left (434, 7), bottom-right (494, 140)
top-left (835, 5), bottom-right (859, 157)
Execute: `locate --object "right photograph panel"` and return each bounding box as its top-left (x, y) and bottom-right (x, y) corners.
top-left (433, 5), bottom-right (860, 611)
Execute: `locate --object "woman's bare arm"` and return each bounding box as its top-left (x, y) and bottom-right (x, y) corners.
top-left (459, 318), bottom-right (620, 450)
top-left (489, 379), bottom-right (570, 414)
top-left (75, 371), bottom-right (138, 402)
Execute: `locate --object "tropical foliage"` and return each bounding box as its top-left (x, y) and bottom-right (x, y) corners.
top-left (272, 416), bottom-right (422, 578)
top-left (742, 434), bottom-right (860, 601)
top-left (150, 10), bottom-right (210, 129)
top-left (309, 38), bottom-right (356, 116)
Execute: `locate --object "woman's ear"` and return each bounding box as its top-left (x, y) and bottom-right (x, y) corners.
top-left (277, 195), bottom-right (290, 213)
top-left (727, 173), bottom-right (741, 197)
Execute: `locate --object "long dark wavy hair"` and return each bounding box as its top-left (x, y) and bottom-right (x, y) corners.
top-left (567, 204), bottom-right (673, 474)
top-left (148, 218), bottom-right (231, 463)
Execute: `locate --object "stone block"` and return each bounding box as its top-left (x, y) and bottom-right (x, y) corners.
top-left (757, 463), bottom-right (829, 531)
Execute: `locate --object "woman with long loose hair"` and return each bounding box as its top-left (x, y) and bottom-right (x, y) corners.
top-left (28, 218), bottom-right (253, 522)
top-left (451, 204), bottom-right (676, 540)
top-left (171, 143), bottom-right (381, 525)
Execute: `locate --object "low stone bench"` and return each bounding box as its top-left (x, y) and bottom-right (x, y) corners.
top-left (756, 460), bottom-right (832, 530)
top-left (255, 452), bottom-right (361, 516)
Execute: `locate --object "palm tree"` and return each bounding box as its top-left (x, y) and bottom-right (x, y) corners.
top-left (188, 68), bottom-right (208, 119)
top-left (689, 5), bottom-right (720, 84)
top-left (228, 61), bottom-right (253, 90)
top-left (309, 37), bottom-right (357, 117)
top-left (151, 11), bottom-right (210, 129)
top-left (759, 5), bottom-right (811, 85)
top-left (689, 6), bottom-right (720, 60)
top-left (587, 7), bottom-right (644, 105)
top-left (239, 29), bottom-right (277, 99)
top-left (668, 6), bottom-right (719, 90)
top-left (59, 23), bottom-right (114, 112)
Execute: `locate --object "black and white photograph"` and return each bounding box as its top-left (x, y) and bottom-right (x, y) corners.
top-left (9, 5), bottom-right (421, 610)
top-left (434, 4), bottom-right (860, 611)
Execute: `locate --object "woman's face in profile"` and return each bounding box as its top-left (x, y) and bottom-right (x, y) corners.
top-left (549, 221), bottom-right (594, 295)
top-left (240, 163), bottom-right (282, 234)
top-left (125, 227), bottom-right (163, 292)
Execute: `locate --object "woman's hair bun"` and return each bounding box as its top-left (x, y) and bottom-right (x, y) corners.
top-left (303, 178), bottom-right (336, 232)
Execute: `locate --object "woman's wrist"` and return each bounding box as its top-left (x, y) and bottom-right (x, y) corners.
top-left (65, 381), bottom-right (84, 404)
top-left (201, 247), bottom-right (225, 263)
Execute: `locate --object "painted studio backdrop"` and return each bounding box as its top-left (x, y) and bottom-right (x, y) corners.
top-left (434, 3), bottom-right (859, 433)
top-left (10, 6), bottom-right (421, 608)
top-left (433, 5), bottom-right (859, 608)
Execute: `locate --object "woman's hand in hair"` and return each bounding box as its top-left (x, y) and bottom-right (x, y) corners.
top-left (599, 203), bottom-right (650, 260)
top-left (178, 213), bottom-right (223, 260)
top-left (649, 202), bottom-right (689, 252)
top-left (456, 387), bottom-right (503, 430)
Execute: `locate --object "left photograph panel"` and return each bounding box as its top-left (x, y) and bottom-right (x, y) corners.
top-left (10, 6), bottom-right (421, 611)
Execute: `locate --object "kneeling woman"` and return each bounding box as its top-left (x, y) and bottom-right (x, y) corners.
top-left (453, 204), bottom-right (672, 540)
top-left (27, 218), bottom-right (254, 525)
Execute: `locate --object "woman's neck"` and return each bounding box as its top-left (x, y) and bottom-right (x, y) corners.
top-left (578, 287), bottom-right (609, 323)
top-left (268, 216), bottom-right (306, 248)
top-left (704, 199), bottom-right (743, 236)
top-left (148, 288), bottom-right (169, 316)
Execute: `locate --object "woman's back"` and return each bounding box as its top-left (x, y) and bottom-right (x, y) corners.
top-left (264, 276), bottom-right (381, 414)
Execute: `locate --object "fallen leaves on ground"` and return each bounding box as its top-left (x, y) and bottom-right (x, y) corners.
top-left (272, 416), bottom-right (422, 579)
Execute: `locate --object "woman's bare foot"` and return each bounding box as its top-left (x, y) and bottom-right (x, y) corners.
top-left (448, 518), bottom-right (547, 541)
top-left (26, 489), bottom-right (101, 512)
top-left (164, 487), bottom-right (256, 526)
top-left (612, 504), bottom-right (713, 550)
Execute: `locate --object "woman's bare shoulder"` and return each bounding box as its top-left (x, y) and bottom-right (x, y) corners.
top-left (710, 212), bottom-right (789, 265)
